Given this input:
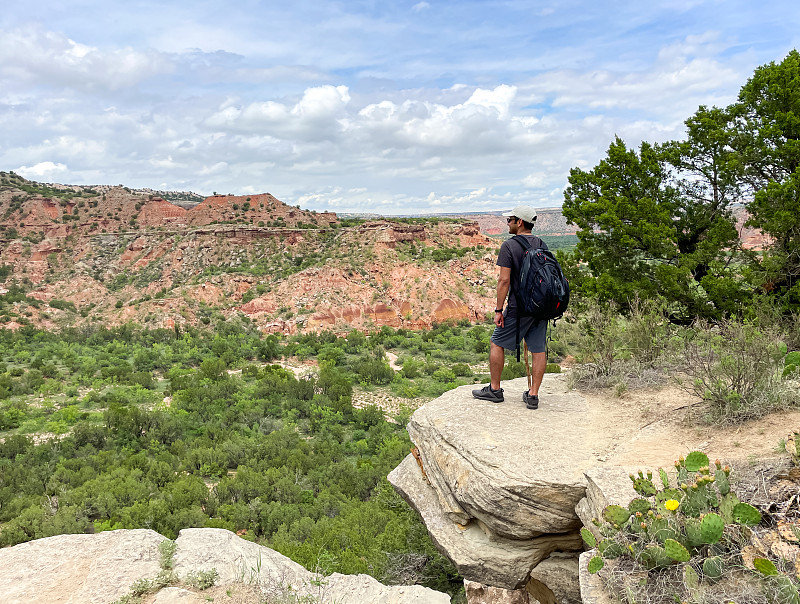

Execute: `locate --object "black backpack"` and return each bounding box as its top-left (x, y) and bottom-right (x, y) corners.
top-left (510, 235), bottom-right (570, 359)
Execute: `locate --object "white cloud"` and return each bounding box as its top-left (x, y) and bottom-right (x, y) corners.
top-left (16, 161), bottom-right (68, 180)
top-left (412, 2), bottom-right (431, 12)
top-left (205, 85), bottom-right (351, 141)
top-left (0, 27), bottom-right (170, 91)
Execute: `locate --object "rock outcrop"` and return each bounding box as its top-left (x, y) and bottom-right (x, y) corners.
top-left (0, 528), bottom-right (450, 604)
top-left (388, 375), bottom-right (593, 591)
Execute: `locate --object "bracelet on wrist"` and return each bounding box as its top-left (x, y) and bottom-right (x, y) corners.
top-left (494, 309), bottom-right (503, 313)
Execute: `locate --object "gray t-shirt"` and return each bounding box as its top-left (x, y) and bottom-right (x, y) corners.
top-left (497, 234), bottom-right (549, 319)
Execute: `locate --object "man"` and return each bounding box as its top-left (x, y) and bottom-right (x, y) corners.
top-left (472, 205), bottom-right (547, 409)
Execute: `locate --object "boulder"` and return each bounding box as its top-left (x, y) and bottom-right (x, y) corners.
top-left (464, 580), bottom-right (533, 603)
top-left (578, 551), bottom-right (615, 604)
top-left (0, 529), bottom-right (163, 604)
top-left (464, 576), bottom-right (562, 604)
top-left (389, 375), bottom-right (600, 589)
top-left (389, 454), bottom-right (582, 589)
top-left (528, 553), bottom-right (582, 604)
top-left (152, 587), bottom-right (205, 603)
top-left (405, 376), bottom-right (592, 541)
top-left (0, 528), bottom-right (450, 604)
top-left (175, 528), bottom-right (450, 603)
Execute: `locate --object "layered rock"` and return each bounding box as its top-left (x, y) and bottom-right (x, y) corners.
top-left (0, 528), bottom-right (450, 604)
top-left (389, 375), bottom-right (594, 590)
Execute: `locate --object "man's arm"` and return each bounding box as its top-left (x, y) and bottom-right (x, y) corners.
top-left (494, 266), bottom-right (511, 327)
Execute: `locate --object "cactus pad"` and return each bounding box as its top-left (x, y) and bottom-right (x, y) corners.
top-left (684, 518), bottom-right (704, 547)
top-left (683, 564), bottom-right (699, 589)
top-left (772, 576), bottom-right (800, 604)
top-left (658, 467), bottom-right (670, 489)
top-left (640, 544), bottom-right (672, 569)
top-left (700, 513), bottom-right (724, 544)
top-left (719, 492), bottom-right (740, 524)
top-left (656, 488), bottom-right (683, 510)
top-left (733, 502), bottom-right (762, 526)
top-left (628, 498), bottom-right (652, 515)
top-left (587, 555), bottom-right (604, 574)
top-left (580, 527), bottom-right (596, 548)
top-left (603, 504), bottom-right (631, 526)
top-left (702, 556), bottom-right (724, 580)
top-left (664, 538), bottom-right (690, 562)
top-left (714, 467), bottom-right (730, 495)
top-left (631, 477), bottom-right (658, 496)
top-left (598, 538), bottom-right (625, 559)
top-left (753, 557), bottom-right (778, 576)
top-left (685, 451), bottom-right (710, 472)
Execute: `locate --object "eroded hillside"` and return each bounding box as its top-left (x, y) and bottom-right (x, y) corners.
top-left (0, 172), bottom-right (499, 333)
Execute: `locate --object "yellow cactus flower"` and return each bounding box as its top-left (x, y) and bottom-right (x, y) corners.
top-left (665, 499), bottom-right (680, 511)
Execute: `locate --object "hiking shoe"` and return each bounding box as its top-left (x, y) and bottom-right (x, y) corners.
top-left (472, 385), bottom-right (504, 402)
top-left (523, 392), bottom-right (539, 410)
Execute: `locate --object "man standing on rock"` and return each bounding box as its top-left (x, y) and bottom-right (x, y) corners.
top-left (472, 205), bottom-right (547, 409)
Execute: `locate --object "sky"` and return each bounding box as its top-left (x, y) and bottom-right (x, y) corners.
top-left (1, 1), bottom-right (798, 215)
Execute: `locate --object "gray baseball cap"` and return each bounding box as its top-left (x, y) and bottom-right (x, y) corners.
top-left (502, 205), bottom-right (537, 223)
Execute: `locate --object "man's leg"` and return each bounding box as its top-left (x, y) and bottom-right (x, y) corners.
top-left (522, 319), bottom-right (548, 408)
top-left (473, 319), bottom-right (515, 401)
top-left (489, 341), bottom-right (505, 390)
top-left (529, 351), bottom-right (545, 396)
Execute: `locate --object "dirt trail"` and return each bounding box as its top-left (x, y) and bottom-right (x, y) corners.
top-left (577, 378), bottom-right (800, 470)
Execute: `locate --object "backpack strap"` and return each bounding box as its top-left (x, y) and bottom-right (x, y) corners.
top-left (509, 235), bottom-right (533, 362)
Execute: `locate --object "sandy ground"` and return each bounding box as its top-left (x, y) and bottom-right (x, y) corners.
top-left (577, 378), bottom-right (800, 470)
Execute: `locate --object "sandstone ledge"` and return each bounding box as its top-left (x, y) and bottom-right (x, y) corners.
top-left (0, 528), bottom-right (450, 604)
top-left (389, 454), bottom-right (582, 589)
top-left (389, 375), bottom-right (598, 589)
top-left (406, 375), bottom-right (593, 539)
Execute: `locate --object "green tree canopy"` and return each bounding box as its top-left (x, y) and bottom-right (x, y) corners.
top-left (563, 134), bottom-right (745, 319)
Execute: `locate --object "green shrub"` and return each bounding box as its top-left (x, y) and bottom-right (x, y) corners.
top-left (184, 568), bottom-right (218, 590)
top-left (501, 358), bottom-right (526, 380)
top-left (681, 318), bottom-right (794, 422)
top-left (451, 363), bottom-right (472, 377)
top-left (49, 299), bottom-right (77, 313)
top-left (354, 358), bottom-right (394, 385)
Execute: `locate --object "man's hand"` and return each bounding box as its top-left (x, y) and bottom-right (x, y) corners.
top-left (494, 311), bottom-right (504, 328)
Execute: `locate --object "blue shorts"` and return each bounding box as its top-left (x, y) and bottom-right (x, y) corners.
top-left (491, 314), bottom-right (547, 353)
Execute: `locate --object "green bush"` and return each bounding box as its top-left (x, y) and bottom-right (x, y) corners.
top-left (681, 318), bottom-right (795, 422)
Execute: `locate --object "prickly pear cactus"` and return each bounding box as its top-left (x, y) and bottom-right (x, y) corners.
top-left (765, 575), bottom-right (800, 604)
top-left (700, 512), bottom-right (724, 544)
top-left (733, 502), bottom-right (762, 526)
top-left (603, 504), bottom-right (631, 526)
top-left (684, 517), bottom-right (705, 548)
top-left (702, 556), bottom-right (724, 580)
top-left (684, 451), bottom-right (710, 472)
top-left (587, 555), bottom-right (604, 574)
top-left (582, 450), bottom-right (775, 593)
top-left (718, 492), bottom-right (740, 523)
top-left (658, 467), bottom-right (670, 489)
top-left (628, 498), bottom-right (652, 515)
top-left (714, 463), bottom-right (731, 495)
top-left (630, 469), bottom-right (658, 496)
top-left (640, 544), bottom-right (672, 569)
top-left (664, 538), bottom-right (690, 562)
top-left (598, 538), bottom-right (624, 559)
